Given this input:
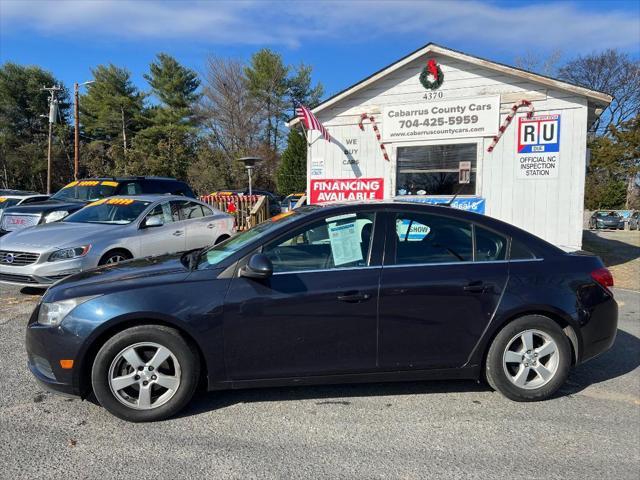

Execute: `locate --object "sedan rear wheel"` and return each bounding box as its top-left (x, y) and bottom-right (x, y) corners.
top-left (92, 325), bottom-right (200, 422)
top-left (485, 315), bottom-right (571, 402)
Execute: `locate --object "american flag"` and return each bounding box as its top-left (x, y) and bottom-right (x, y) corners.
top-left (295, 103), bottom-right (331, 141)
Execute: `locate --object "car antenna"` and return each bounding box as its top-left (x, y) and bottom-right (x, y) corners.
top-left (444, 184), bottom-right (465, 207)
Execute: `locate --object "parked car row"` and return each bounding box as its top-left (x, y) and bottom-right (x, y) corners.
top-left (588, 210), bottom-right (640, 230)
top-left (0, 177), bottom-right (234, 288)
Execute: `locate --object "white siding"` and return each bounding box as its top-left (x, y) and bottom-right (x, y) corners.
top-left (306, 53), bottom-right (590, 249)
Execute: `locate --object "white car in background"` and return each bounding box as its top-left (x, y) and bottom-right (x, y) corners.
top-left (0, 195), bottom-right (235, 288)
top-left (0, 191), bottom-right (50, 223)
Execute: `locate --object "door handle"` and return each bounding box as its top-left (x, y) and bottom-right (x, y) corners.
top-left (464, 281), bottom-right (486, 293)
top-left (207, 224), bottom-right (215, 229)
top-left (337, 291), bottom-right (371, 303)
top-left (173, 230), bottom-right (184, 236)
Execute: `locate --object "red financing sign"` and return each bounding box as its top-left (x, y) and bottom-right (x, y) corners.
top-left (310, 178), bottom-right (384, 203)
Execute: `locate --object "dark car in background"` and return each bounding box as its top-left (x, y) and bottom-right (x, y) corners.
top-left (0, 177), bottom-right (195, 236)
top-left (26, 201), bottom-right (617, 422)
top-left (589, 211), bottom-right (624, 230)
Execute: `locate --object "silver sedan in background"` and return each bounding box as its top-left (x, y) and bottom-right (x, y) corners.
top-left (0, 195), bottom-right (234, 288)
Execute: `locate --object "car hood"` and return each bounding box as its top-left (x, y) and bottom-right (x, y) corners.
top-left (45, 253), bottom-right (194, 302)
top-left (1, 222), bottom-right (119, 251)
top-left (597, 216), bottom-right (621, 223)
top-left (2, 198), bottom-right (86, 216)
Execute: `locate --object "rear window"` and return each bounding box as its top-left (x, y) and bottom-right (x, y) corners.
top-left (510, 240), bottom-right (537, 260)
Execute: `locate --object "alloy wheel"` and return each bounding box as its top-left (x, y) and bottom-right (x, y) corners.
top-left (108, 342), bottom-right (181, 410)
top-left (502, 329), bottom-right (560, 390)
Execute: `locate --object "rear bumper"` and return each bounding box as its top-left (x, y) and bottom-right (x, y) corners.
top-left (577, 293), bottom-right (618, 364)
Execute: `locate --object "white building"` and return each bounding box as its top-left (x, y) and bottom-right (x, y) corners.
top-left (290, 44), bottom-right (611, 250)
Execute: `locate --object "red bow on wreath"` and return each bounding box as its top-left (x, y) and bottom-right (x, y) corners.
top-left (427, 59), bottom-right (439, 80)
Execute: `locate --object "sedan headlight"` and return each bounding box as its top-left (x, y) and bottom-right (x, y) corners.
top-left (48, 245), bottom-right (91, 262)
top-left (43, 210), bottom-right (69, 223)
top-left (37, 295), bottom-right (100, 326)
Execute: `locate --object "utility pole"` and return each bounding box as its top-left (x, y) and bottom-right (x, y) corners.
top-left (73, 80), bottom-right (94, 180)
top-left (42, 85), bottom-right (62, 194)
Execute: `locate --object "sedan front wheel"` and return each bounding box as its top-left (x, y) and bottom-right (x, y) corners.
top-left (91, 325), bottom-right (200, 422)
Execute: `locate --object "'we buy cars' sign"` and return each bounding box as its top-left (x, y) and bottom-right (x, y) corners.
top-left (310, 178), bottom-right (384, 204)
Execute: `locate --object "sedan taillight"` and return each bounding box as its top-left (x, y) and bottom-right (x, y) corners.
top-left (591, 267), bottom-right (614, 292)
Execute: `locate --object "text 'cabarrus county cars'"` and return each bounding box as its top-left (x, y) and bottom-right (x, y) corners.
top-left (25, 201), bottom-right (617, 422)
top-left (0, 176), bottom-right (195, 236)
top-left (0, 195), bottom-right (234, 287)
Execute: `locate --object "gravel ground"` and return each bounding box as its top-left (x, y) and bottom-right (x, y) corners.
top-left (0, 284), bottom-right (638, 480)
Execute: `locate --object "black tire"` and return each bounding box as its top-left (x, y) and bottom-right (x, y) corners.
top-left (214, 234), bottom-right (230, 245)
top-left (91, 325), bottom-right (200, 422)
top-left (485, 315), bottom-right (571, 402)
top-left (98, 249), bottom-right (132, 266)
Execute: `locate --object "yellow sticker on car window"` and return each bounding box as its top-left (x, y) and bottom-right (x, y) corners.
top-left (101, 181), bottom-right (119, 187)
top-left (87, 198), bottom-right (108, 207)
top-left (270, 211), bottom-right (295, 222)
top-left (63, 181), bottom-right (79, 189)
top-left (78, 180), bottom-right (100, 187)
top-left (106, 198), bottom-right (134, 205)
top-left (0, 197), bottom-right (6, 203)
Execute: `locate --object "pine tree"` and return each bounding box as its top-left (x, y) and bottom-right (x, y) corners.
top-left (80, 64), bottom-right (144, 175)
top-left (276, 127), bottom-right (307, 195)
top-left (130, 54), bottom-right (200, 179)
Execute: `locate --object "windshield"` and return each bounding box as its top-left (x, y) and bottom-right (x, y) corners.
top-left (64, 199), bottom-right (151, 225)
top-left (52, 180), bottom-right (118, 202)
top-left (596, 211), bottom-right (618, 217)
top-left (0, 197), bottom-right (21, 212)
top-left (198, 207), bottom-right (317, 268)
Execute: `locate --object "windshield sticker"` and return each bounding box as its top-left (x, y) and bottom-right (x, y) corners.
top-left (87, 198), bottom-right (135, 207)
top-left (78, 180), bottom-right (100, 187)
top-left (328, 221), bottom-right (363, 266)
top-left (63, 180), bottom-right (79, 189)
top-left (0, 197), bottom-right (6, 203)
top-left (101, 181), bottom-right (119, 187)
top-left (270, 211), bottom-right (295, 222)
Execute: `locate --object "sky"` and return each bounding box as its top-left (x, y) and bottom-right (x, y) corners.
top-left (1, 0), bottom-right (639, 101)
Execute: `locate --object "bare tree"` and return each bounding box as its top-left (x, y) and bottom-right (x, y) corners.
top-left (558, 49), bottom-right (640, 135)
top-left (514, 49), bottom-right (563, 77)
top-left (199, 56), bottom-right (262, 158)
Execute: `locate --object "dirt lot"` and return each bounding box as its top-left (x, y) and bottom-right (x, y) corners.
top-left (583, 230), bottom-right (640, 291)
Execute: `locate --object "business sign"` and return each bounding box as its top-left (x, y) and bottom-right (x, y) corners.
top-left (397, 196), bottom-right (486, 214)
top-left (382, 96), bottom-right (500, 142)
top-left (517, 114), bottom-right (561, 179)
top-left (310, 158), bottom-right (325, 177)
top-left (310, 178), bottom-right (384, 204)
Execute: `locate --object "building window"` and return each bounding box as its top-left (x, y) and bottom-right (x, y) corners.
top-left (396, 143), bottom-right (477, 196)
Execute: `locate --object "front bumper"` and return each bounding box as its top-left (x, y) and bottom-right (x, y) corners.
top-left (0, 257), bottom-right (84, 287)
top-left (25, 305), bottom-right (84, 397)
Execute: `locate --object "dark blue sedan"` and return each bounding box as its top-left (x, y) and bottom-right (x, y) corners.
top-left (26, 201), bottom-right (618, 421)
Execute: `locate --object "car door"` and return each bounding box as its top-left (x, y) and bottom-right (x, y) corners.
top-left (138, 201), bottom-right (186, 256)
top-left (222, 210), bottom-right (382, 380)
top-left (378, 210), bottom-right (509, 370)
top-left (179, 201), bottom-right (219, 250)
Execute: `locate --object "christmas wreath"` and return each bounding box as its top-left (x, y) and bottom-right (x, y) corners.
top-left (419, 59), bottom-right (444, 90)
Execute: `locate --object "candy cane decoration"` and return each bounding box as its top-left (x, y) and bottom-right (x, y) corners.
top-left (487, 100), bottom-right (535, 153)
top-left (358, 113), bottom-right (390, 161)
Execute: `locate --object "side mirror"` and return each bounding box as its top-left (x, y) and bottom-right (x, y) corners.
top-left (142, 216), bottom-right (164, 228)
top-left (240, 253), bottom-right (273, 279)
